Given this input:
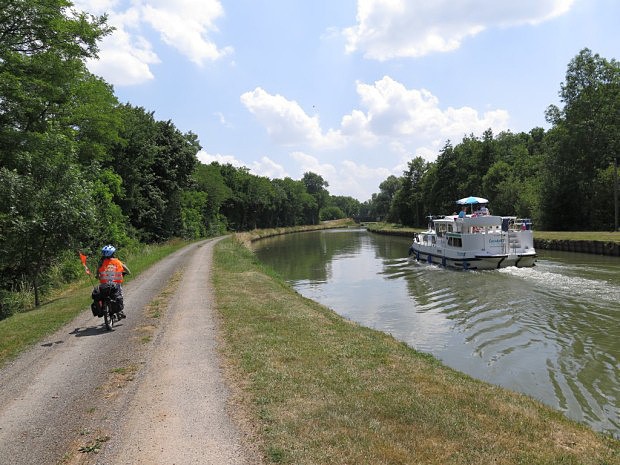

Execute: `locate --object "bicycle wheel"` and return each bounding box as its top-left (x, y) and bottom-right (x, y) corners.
top-left (104, 302), bottom-right (113, 331)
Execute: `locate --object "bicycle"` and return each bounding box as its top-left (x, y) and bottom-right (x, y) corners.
top-left (91, 283), bottom-right (122, 331)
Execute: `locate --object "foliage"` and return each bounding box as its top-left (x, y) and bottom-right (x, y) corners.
top-left (302, 171), bottom-right (329, 224)
top-left (540, 49), bottom-right (619, 230)
top-left (329, 195), bottom-right (361, 219)
top-left (319, 205), bottom-right (346, 221)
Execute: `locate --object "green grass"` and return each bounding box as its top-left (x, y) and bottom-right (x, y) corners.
top-left (365, 222), bottom-right (422, 236)
top-left (213, 236), bottom-right (620, 465)
top-left (0, 240), bottom-right (191, 368)
top-left (367, 222), bottom-right (620, 243)
top-left (235, 219), bottom-right (357, 246)
top-left (366, 223), bottom-right (620, 243)
top-left (534, 231), bottom-right (620, 242)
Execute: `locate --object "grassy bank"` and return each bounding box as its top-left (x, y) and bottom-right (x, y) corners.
top-left (235, 219), bottom-right (357, 246)
top-left (213, 236), bottom-right (620, 464)
top-left (366, 222), bottom-right (620, 243)
top-left (534, 230), bottom-right (620, 242)
top-left (0, 240), bottom-right (190, 368)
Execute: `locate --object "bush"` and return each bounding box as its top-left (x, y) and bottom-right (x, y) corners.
top-left (0, 286), bottom-right (35, 320)
top-left (319, 206), bottom-right (346, 221)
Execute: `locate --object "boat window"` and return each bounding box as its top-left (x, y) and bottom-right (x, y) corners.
top-left (447, 237), bottom-right (462, 247)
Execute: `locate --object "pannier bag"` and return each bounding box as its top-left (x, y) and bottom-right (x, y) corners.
top-left (91, 284), bottom-right (121, 317)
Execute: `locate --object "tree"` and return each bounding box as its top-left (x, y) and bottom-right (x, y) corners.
top-left (392, 157), bottom-right (428, 226)
top-left (193, 162), bottom-right (232, 234)
top-left (372, 175), bottom-right (401, 222)
top-left (0, 135), bottom-right (97, 306)
top-left (0, 0), bottom-right (111, 307)
top-left (110, 106), bottom-right (199, 241)
top-left (320, 206), bottom-right (346, 221)
top-left (427, 141), bottom-right (460, 214)
top-left (541, 49), bottom-right (620, 230)
top-left (302, 172), bottom-right (329, 224)
top-left (330, 195), bottom-right (361, 219)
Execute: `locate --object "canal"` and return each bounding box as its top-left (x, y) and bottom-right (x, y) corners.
top-left (253, 228), bottom-right (620, 437)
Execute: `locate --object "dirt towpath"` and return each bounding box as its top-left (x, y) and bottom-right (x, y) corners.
top-left (0, 238), bottom-right (258, 465)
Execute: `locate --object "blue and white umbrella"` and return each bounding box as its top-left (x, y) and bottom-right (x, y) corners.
top-left (456, 196), bottom-right (488, 205)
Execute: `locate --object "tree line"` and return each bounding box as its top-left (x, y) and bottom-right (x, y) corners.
top-left (361, 48), bottom-right (619, 232)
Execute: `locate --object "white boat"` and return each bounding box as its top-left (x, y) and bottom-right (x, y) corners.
top-left (408, 200), bottom-right (536, 270)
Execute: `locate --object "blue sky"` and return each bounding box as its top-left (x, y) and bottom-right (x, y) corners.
top-left (74, 0), bottom-right (620, 201)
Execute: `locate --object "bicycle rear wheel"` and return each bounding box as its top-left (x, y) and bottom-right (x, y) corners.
top-left (103, 302), bottom-right (113, 331)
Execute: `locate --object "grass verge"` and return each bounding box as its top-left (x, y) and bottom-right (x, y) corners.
top-left (213, 236), bottom-right (620, 465)
top-left (235, 219), bottom-right (357, 247)
top-left (366, 222), bottom-right (620, 243)
top-left (534, 231), bottom-right (620, 242)
top-left (0, 240), bottom-right (190, 368)
top-left (365, 222), bottom-right (421, 236)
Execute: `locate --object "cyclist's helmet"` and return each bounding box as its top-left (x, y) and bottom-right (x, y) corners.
top-left (101, 245), bottom-right (116, 257)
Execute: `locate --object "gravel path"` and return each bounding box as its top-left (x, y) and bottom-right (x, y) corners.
top-left (0, 238), bottom-right (257, 465)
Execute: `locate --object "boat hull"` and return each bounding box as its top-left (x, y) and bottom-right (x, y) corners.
top-left (408, 244), bottom-right (536, 270)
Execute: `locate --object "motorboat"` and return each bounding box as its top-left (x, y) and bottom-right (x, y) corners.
top-left (408, 198), bottom-right (536, 270)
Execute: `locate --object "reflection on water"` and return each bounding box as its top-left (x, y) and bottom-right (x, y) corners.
top-left (253, 229), bottom-right (620, 437)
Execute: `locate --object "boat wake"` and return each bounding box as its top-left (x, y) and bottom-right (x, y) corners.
top-left (499, 263), bottom-right (620, 304)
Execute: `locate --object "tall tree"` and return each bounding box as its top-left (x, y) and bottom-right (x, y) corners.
top-left (374, 175), bottom-right (401, 222)
top-left (193, 162), bottom-right (232, 233)
top-left (392, 157), bottom-right (428, 226)
top-left (302, 172), bottom-right (329, 224)
top-left (0, 0), bottom-right (111, 305)
top-left (0, 135), bottom-right (97, 306)
top-left (110, 106), bottom-right (199, 241)
top-left (541, 49), bottom-right (620, 230)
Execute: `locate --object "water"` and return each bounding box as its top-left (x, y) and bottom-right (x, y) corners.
top-left (253, 228), bottom-right (620, 437)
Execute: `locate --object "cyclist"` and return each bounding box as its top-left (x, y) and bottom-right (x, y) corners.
top-left (96, 245), bottom-right (130, 319)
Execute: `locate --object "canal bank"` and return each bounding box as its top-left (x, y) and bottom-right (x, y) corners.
top-left (534, 238), bottom-right (620, 256)
top-left (212, 231), bottom-right (620, 464)
top-left (365, 223), bottom-right (620, 256)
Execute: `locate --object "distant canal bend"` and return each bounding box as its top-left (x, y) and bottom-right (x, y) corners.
top-left (253, 228), bottom-right (620, 438)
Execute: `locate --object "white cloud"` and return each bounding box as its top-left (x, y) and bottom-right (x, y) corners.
top-left (197, 150), bottom-right (244, 167)
top-left (288, 152), bottom-right (392, 200)
top-left (196, 151), bottom-right (288, 179)
top-left (86, 24), bottom-right (160, 86)
top-left (344, 0), bottom-right (575, 60)
top-left (250, 156), bottom-right (289, 179)
top-left (348, 76), bottom-right (510, 143)
top-left (290, 151), bottom-right (338, 178)
top-left (241, 88), bottom-right (344, 148)
top-left (141, 0), bottom-right (232, 65)
top-left (241, 77), bottom-right (510, 169)
top-left (75, 0), bottom-right (230, 86)
top-left (214, 112), bottom-right (232, 128)
top-left (337, 160), bottom-right (394, 199)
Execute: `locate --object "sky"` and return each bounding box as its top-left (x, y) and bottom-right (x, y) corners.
top-left (72, 0), bottom-right (620, 201)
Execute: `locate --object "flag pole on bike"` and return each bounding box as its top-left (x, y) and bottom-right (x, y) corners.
top-left (79, 251), bottom-right (95, 285)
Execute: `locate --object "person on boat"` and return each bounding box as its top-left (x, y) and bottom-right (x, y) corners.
top-left (458, 206), bottom-right (467, 218)
top-left (479, 204), bottom-right (489, 215)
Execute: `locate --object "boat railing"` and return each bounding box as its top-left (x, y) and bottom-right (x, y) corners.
top-left (502, 217), bottom-right (534, 232)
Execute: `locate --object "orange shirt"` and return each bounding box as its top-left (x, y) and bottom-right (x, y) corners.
top-left (98, 258), bottom-right (125, 284)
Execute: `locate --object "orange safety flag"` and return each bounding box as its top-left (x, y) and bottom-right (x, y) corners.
top-left (79, 252), bottom-right (91, 275)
